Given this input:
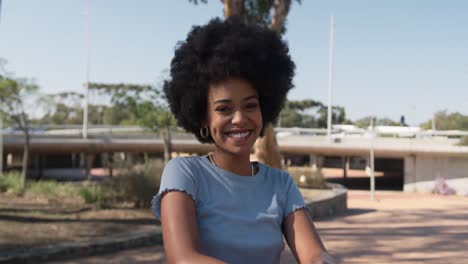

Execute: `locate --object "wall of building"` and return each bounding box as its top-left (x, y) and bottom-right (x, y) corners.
top-left (404, 155), bottom-right (468, 196)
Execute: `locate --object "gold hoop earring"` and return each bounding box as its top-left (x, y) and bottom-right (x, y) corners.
top-left (200, 127), bottom-right (209, 139)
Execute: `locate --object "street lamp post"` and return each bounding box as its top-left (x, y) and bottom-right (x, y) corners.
top-left (327, 14), bottom-right (335, 142)
top-left (82, 0), bottom-right (90, 139)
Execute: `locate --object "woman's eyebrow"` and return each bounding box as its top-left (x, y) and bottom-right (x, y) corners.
top-left (243, 95), bottom-right (258, 101)
top-left (213, 99), bottom-right (232, 105)
top-left (213, 95), bottom-right (258, 104)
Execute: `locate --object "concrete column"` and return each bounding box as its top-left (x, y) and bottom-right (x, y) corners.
top-left (310, 154), bottom-right (324, 171)
top-left (342, 156), bottom-right (349, 179)
top-left (39, 155), bottom-right (45, 179)
top-left (403, 156), bottom-right (416, 192)
top-left (108, 152), bottom-right (114, 178)
top-left (365, 157), bottom-right (371, 176)
top-left (85, 153), bottom-right (95, 180)
top-left (33, 154), bottom-right (40, 179)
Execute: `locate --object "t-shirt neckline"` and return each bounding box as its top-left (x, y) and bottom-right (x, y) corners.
top-left (201, 155), bottom-right (261, 182)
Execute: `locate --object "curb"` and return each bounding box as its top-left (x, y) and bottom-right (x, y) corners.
top-left (0, 227), bottom-right (162, 264)
top-left (300, 185), bottom-right (348, 219)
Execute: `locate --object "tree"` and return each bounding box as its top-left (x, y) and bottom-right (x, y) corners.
top-left (38, 92), bottom-right (84, 125)
top-left (316, 105), bottom-right (348, 128)
top-left (190, 0), bottom-right (301, 34)
top-left (0, 60), bottom-right (39, 192)
top-left (89, 82), bottom-right (176, 164)
top-left (279, 99), bottom-right (350, 128)
top-left (354, 116), bottom-right (400, 128)
top-left (280, 99), bottom-right (321, 127)
top-left (420, 110), bottom-right (468, 131)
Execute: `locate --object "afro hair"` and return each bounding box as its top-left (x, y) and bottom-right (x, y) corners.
top-left (163, 17), bottom-right (295, 143)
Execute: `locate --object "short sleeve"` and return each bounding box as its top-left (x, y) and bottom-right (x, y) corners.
top-left (151, 157), bottom-right (198, 220)
top-left (282, 172), bottom-right (307, 220)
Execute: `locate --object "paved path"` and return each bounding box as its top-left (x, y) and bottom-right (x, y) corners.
top-left (55, 191), bottom-right (468, 264)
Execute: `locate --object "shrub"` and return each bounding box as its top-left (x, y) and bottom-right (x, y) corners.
top-left (104, 159), bottom-right (163, 208)
top-left (28, 180), bottom-right (80, 198)
top-left (78, 183), bottom-right (111, 208)
top-left (458, 136), bottom-right (468, 146)
top-left (287, 166), bottom-right (327, 189)
top-left (1, 172), bottom-right (82, 200)
top-left (0, 172), bottom-right (23, 193)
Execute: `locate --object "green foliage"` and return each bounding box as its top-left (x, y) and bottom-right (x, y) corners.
top-left (458, 136), bottom-right (468, 146)
top-left (103, 159), bottom-right (164, 208)
top-left (279, 99), bottom-right (350, 128)
top-left (0, 172), bottom-right (80, 198)
top-left (37, 92), bottom-right (114, 125)
top-left (355, 116), bottom-right (400, 128)
top-left (79, 183), bottom-right (110, 208)
top-left (0, 65), bottom-right (38, 128)
top-left (287, 166), bottom-right (326, 189)
top-left (420, 111), bottom-right (468, 131)
top-left (77, 159), bottom-right (164, 208)
top-left (28, 180), bottom-right (80, 198)
top-left (0, 59), bottom-right (37, 192)
top-left (189, 0), bottom-right (302, 34)
top-left (88, 82), bottom-right (175, 130)
top-left (0, 172), bottom-right (23, 193)
top-left (37, 92), bottom-right (84, 125)
top-left (316, 105), bottom-right (349, 128)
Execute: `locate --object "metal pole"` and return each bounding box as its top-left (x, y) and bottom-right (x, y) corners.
top-left (432, 113), bottom-right (436, 134)
top-left (327, 14), bottom-right (335, 142)
top-left (0, 118), bottom-right (3, 176)
top-left (0, 0), bottom-right (3, 23)
top-left (370, 118), bottom-right (376, 200)
top-left (82, 0), bottom-right (90, 139)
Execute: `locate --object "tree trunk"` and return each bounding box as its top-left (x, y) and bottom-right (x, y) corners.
top-left (108, 152), bottom-right (114, 178)
top-left (19, 109), bottom-right (31, 193)
top-left (162, 126), bottom-right (172, 165)
top-left (254, 124), bottom-right (282, 169)
top-left (269, 0), bottom-right (292, 33)
top-left (20, 128), bottom-right (30, 194)
top-left (254, 0), bottom-right (292, 169)
top-left (220, 0), bottom-right (292, 169)
top-left (223, 0), bottom-right (243, 17)
top-left (83, 153), bottom-right (95, 181)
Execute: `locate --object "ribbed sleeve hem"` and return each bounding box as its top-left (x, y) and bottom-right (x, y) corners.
top-left (151, 188), bottom-right (197, 220)
top-left (283, 205), bottom-right (308, 221)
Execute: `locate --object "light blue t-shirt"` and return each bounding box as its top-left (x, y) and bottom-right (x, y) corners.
top-left (151, 155), bottom-right (306, 264)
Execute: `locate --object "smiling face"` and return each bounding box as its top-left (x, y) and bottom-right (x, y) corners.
top-left (205, 78), bottom-right (263, 157)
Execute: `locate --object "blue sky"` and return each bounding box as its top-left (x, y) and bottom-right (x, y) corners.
top-left (0, 0), bottom-right (467, 125)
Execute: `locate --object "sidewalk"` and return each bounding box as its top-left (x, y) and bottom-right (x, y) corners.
top-left (293, 191), bottom-right (468, 263)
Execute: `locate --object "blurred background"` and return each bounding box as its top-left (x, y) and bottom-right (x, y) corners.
top-left (1, 1), bottom-right (468, 263)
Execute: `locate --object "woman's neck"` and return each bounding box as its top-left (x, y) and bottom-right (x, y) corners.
top-left (211, 150), bottom-right (253, 176)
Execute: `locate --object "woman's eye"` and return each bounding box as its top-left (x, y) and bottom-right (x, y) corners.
top-left (246, 103), bottom-right (259, 110)
top-left (216, 106), bottom-right (231, 113)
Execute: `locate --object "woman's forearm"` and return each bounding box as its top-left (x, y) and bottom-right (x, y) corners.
top-left (169, 251), bottom-right (227, 264)
top-left (304, 250), bottom-right (337, 264)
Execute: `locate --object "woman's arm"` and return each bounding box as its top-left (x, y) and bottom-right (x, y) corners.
top-left (161, 191), bottom-right (226, 264)
top-left (282, 209), bottom-right (337, 264)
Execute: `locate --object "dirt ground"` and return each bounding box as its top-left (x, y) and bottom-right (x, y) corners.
top-left (0, 192), bottom-right (158, 258)
top-left (2, 189), bottom-right (468, 264)
top-left (54, 190), bottom-right (468, 264)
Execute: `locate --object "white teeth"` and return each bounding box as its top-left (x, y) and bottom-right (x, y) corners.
top-left (227, 131), bottom-right (250, 138)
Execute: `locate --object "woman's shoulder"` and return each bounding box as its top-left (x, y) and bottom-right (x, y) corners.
top-left (163, 155), bottom-right (207, 176)
top-left (167, 155), bottom-right (205, 166)
top-left (255, 162), bottom-right (292, 182)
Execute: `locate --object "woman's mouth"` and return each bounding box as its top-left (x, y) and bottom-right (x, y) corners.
top-left (225, 130), bottom-right (251, 139)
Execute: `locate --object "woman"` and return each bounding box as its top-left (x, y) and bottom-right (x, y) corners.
top-left (152, 17), bottom-right (335, 264)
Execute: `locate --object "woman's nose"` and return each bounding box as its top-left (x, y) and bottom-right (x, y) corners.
top-left (232, 110), bottom-right (246, 125)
